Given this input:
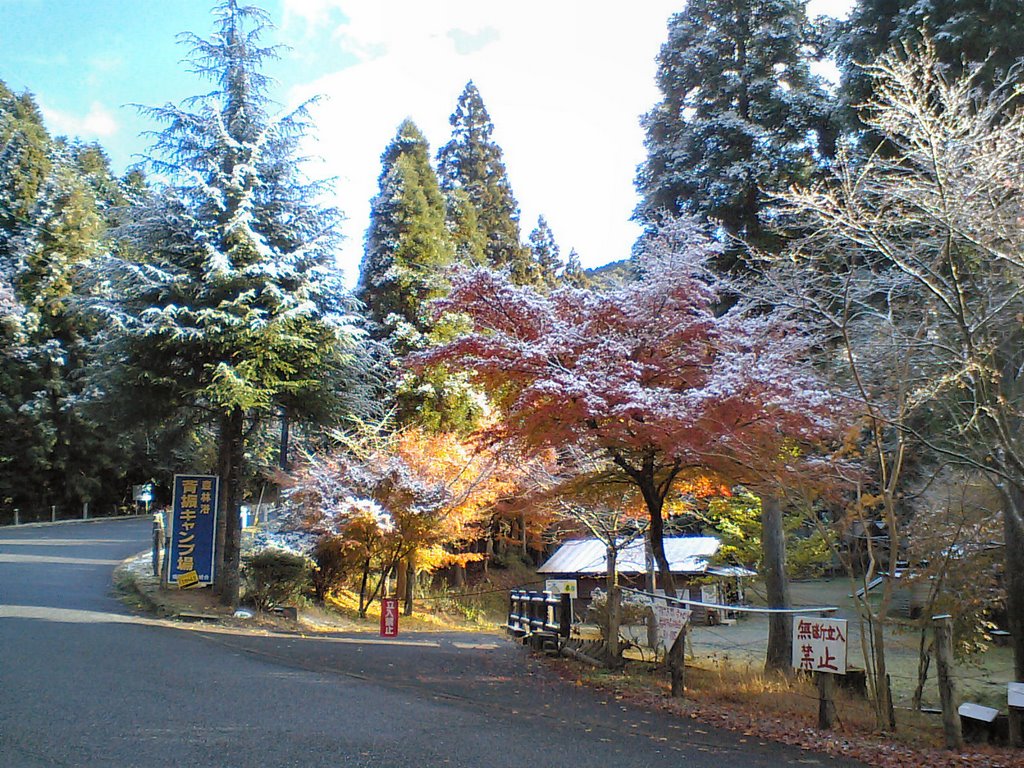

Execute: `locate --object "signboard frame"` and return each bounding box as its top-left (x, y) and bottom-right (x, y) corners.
top-left (544, 579), bottom-right (578, 598)
top-left (380, 597), bottom-right (400, 637)
top-left (793, 615), bottom-right (848, 675)
top-left (167, 474), bottom-right (220, 588)
top-left (652, 604), bottom-right (692, 650)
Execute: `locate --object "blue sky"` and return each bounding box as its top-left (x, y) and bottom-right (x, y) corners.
top-left (0, 0), bottom-right (852, 284)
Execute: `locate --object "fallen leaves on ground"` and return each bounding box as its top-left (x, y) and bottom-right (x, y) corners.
top-left (550, 660), bottom-right (1024, 768)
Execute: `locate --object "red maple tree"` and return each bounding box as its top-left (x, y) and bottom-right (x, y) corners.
top-left (415, 220), bottom-right (843, 595)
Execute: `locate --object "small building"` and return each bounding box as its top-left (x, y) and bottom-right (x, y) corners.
top-left (537, 536), bottom-right (755, 624)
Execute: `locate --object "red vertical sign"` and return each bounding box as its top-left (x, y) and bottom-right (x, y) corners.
top-left (380, 597), bottom-right (399, 637)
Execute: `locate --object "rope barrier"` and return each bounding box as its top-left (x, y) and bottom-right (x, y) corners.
top-left (619, 585), bottom-right (840, 615)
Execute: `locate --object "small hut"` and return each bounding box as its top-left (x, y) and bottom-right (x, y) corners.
top-left (537, 536), bottom-right (754, 624)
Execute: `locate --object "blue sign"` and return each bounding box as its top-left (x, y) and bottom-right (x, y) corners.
top-left (168, 474), bottom-right (219, 587)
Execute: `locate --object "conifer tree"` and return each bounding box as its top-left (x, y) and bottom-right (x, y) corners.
top-left (0, 83), bottom-right (136, 514)
top-left (836, 0), bottom-right (1024, 131)
top-left (358, 119), bottom-right (452, 338)
top-left (636, 0), bottom-right (835, 265)
top-left (527, 215), bottom-right (562, 290)
top-left (0, 82), bottom-right (51, 261)
top-left (359, 119), bottom-right (484, 432)
top-left (561, 248), bottom-right (589, 288)
top-left (92, 1), bottom-right (368, 605)
top-left (437, 82), bottom-right (532, 282)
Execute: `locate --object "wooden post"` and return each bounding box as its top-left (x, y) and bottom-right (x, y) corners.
top-left (82, 502), bottom-right (89, 520)
top-left (816, 672), bottom-right (837, 729)
top-left (932, 615), bottom-right (963, 751)
top-left (152, 513), bottom-right (165, 579)
top-left (669, 625), bottom-right (687, 698)
top-left (13, 508), bottom-right (18, 526)
top-left (51, 505), bottom-right (56, 523)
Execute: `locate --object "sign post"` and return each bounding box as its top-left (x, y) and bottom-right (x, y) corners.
top-left (545, 579), bottom-right (578, 622)
top-left (793, 615), bottom-right (848, 729)
top-left (652, 605), bottom-right (692, 698)
top-left (167, 474), bottom-right (219, 588)
top-left (380, 597), bottom-right (399, 638)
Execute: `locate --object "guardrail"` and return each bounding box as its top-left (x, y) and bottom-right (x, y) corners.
top-left (507, 590), bottom-right (572, 650)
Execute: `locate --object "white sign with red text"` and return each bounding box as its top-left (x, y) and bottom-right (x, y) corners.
top-left (652, 605), bottom-right (692, 649)
top-left (793, 616), bottom-right (848, 675)
top-left (380, 597), bottom-right (399, 638)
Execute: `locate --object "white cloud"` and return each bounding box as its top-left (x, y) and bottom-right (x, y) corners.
top-left (284, 0), bottom-right (856, 285)
top-left (41, 100), bottom-right (120, 140)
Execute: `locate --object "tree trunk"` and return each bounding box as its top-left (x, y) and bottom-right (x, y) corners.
top-left (396, 557), bottom-right (407, 599)
top-left (358, 558), bottom-right (370, 618)
top-left (451, 561), bottom-right (465, 588)
top-left (403, 551), bottom-right (416, 617)
top-left (520, 511), bottom-right (528, 558)
top-left (218, 407), bottom-right (244, 608)
top-left (1005, 484), bottom-right (1024, 682)
top-left (639, 478), bottom-right (676, 596)
top-left (912, 631), bottom-right (933, 711)
top-left (871, 618), bottom-right (896, 731)
top-left (605, 545), bottom-right (621, 661)
top-left (761, 494), bottom-right (792, 674)
top-left (933, 616), bottom-right (964, 750)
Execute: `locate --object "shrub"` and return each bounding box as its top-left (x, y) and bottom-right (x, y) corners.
top-left (311, 535), bottom-right (353, 602)
top-left (243, 549), bottom-right (310, 611)
top-left (586, 587), bottom-right (652, 633)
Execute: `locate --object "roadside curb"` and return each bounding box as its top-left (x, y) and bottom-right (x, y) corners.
top-left (4, 515), bottom-right (146, 530)
top-left (113, 552), bottom-right (173, 618)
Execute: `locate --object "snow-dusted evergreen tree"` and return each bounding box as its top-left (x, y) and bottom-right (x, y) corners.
top-left (358, 119), bottom-right (453, 338)
top-left (437, 82), bottom-right (532, 283)
top-left (561, 248), bottom-right (589, 288)
top-left (636, 0), bottom-right (835, 266)
top-left (357, 119), bottom-right (480, 431)
top-left (527, 215), bottom-right (562, 290)
top-left (836, 0), bottom-right (1024, 136)
top-left (0, 81), bottom-right (51, 264)
top-left (94, 1), bottom-right (367, 606)
top-left (0, 80), bottom-right (138, 515)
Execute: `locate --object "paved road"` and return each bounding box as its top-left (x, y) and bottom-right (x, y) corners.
top-left (0, 519), bottom-right (865, 767)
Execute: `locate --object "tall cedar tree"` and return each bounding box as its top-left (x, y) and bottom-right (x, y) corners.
top-left (357, 119), bottom-right (480, 431)
top-left (97, 1), bottom-right (365, 606)
top-left (836, 0), bottom-right (1024, 138)
top-left (0, 82), bottom-right (51, 512)
top-left (415, 219), bottom-right (842, 599)
top-left (636, 0), bottom-right (835, 267)
top-left (437, 82), bottom-right (533, 283)
top-left (1, 82), bottom-right (135, 514)
top-left (0, 81), bottom-right (51, 255)
top-left (561, 248), bottom-right (589, 288)
top-left (358, 119), bottom-right (453, 339)
top-left (527, 215), bottom-right (562, 290)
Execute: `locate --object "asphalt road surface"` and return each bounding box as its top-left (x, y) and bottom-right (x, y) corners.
top-left (0, 518), bottom-right (865, 767)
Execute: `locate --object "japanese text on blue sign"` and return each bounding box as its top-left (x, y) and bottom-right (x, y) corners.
top-left (168, 474), bottom-right (219, 588)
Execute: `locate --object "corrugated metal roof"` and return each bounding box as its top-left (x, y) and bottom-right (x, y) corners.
top-left (537, 536), bottom-right (721, 575)
top-left (707, 565), bottom-right (757, 578)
